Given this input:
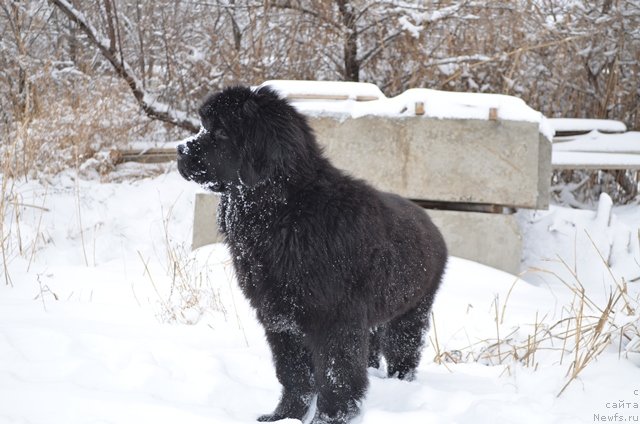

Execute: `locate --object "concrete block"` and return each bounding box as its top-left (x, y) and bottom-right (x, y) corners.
top-left (309, 116), bottom-right (550, 209)
top-left (427, 209), bottom-right (523, 274)
top-left (537, 133), bottom-right (552, 209)
top-left (192, 193), bottom-right (223, 250)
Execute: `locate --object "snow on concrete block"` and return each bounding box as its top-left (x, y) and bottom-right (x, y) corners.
top-left (259, 80), bottom-right (385, 102)
top-left (262, 81), bottom-right (554, 141)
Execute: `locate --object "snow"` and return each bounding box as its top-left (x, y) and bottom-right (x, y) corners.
top-left (518, 194), bottom-right (640, 300)
top-left (399, 16), bottom-right (423, 38)
top-left (552, 127), bottom-right (640, 169)
top-left (1, 167), bottom-right (639, 424)
top-left (553, 131), bottom-right (640, 153)
top-left (261, 80), bottom-right (555, 141)
top-left (259, 80), bottom-right (385, 101)
top-left (548, 118), bottom-right (627, 134)
top-left (553, 151), bottom-right (640, 169)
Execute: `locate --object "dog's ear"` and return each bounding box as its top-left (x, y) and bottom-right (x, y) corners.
top-left (238, 98), bottom-right (280, 186)
top-left (238, 87), bottom-right (297, 187)
top-left (239, 130), bottom-right (281, 187)
top-left (238, 155), bottom-right (262, 187)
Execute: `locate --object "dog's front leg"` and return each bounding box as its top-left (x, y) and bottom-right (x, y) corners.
top-left (258, 330), bottom-right (314, 422)
top-left (310, 322), bottom-right (369, 424)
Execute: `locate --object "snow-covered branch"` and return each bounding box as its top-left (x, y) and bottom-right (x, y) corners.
top-left (423, 54), bottom-right (492, 68)
top-left (358, 31), bottom-right (404, 68)
top-left (48, 0), bottom-right (199, 133)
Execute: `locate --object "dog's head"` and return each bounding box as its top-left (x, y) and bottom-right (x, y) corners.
top-left (177, 85), bottom-right (317, 193)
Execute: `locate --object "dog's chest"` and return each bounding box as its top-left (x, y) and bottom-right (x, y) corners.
top-left (218, 192), bottom-right (279, 246)
top-left (218, 192), bottom-right (310, 334)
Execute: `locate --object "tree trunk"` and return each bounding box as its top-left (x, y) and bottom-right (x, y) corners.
top-left (336, 0), bottom-right (359, 82)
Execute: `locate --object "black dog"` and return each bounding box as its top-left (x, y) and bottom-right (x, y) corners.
top-left (177, 86), bottom-right (447, 424)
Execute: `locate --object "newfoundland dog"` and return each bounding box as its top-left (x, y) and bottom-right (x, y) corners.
top-left (176, 86), bottom-right (447, 424)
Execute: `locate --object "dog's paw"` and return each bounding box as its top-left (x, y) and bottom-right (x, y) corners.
top-left (258, 412), bottom-right (304, 422)
top-left (309, 413), bottom-right (349, 424)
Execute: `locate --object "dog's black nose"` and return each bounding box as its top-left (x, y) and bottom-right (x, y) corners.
top-left (176, 143), bottom-right (187, 158)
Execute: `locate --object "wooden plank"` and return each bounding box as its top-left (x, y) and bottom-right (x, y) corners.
top-left (119, 148), bottom-right (175, 164)
top-left (122, 148), bottom-right (176, 155)
top-left (121, 155), bottom-right (174, 164)
top-left (355, 95), bottom-right (380, 102)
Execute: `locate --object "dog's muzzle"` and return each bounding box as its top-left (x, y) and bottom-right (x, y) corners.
top-left (176, 143), bottom-right (188, 159)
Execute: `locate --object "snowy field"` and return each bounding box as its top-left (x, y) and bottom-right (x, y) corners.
top-left (1, 166), bottom-right (639, 424)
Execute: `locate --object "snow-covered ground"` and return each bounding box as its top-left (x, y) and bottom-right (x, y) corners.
top-left (1, 166), bottom-right (639, 424)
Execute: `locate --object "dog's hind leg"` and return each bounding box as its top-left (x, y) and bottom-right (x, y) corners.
top-left (258, 330), bottom-right (315, 422)
top-left (382, 293), bottom-right (435, 381)
top-left (367, 326), bottom-right (383, 369)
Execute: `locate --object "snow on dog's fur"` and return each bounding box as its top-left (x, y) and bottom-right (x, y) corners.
top-left (177, 86), bottom-right (448, 424)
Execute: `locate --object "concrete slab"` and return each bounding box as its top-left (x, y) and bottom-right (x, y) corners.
top-left (192, 193), bottom-right (223, 249)
top-left (427, 209), bottom-right (522, 274)
top-left (538, 133), bottom-right (552, 209)
top-left (309, 116), bottom-right (550, 209)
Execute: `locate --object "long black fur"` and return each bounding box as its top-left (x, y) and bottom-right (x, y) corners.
top-left (177, 86), bottom-right (448, 424)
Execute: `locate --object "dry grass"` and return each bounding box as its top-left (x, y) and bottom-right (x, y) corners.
top-left (431, 242), bottom-right (640, 397)
top-left (0, 71), bottom-right (186, 290)
top-left (135, 201), bottom-right (233, 327)
top-left (0, 174), bottom-right (15, 287)
top-left (1, 72), bottom-right (185, 180)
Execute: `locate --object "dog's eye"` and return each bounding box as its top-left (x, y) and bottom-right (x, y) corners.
top-left (214, 129), bottom-right (228, 140)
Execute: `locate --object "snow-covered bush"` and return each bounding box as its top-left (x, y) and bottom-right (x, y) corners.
top-left (552, 169), bottom-right (639, 207)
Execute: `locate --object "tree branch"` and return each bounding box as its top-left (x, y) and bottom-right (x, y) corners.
top-left (358, 31), bottom-right (403, 68)
top-left (271, 2), bottom-right (342, 31)
top-left (48, 0), bottom-right (199, 133)
top-left (439, 34), bottom-right (592, 88)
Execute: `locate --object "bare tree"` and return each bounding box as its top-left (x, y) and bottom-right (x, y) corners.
top-left (48, 0), bottom-right (199, 132)
top-left (3, 0), bottom-right (638, 148)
